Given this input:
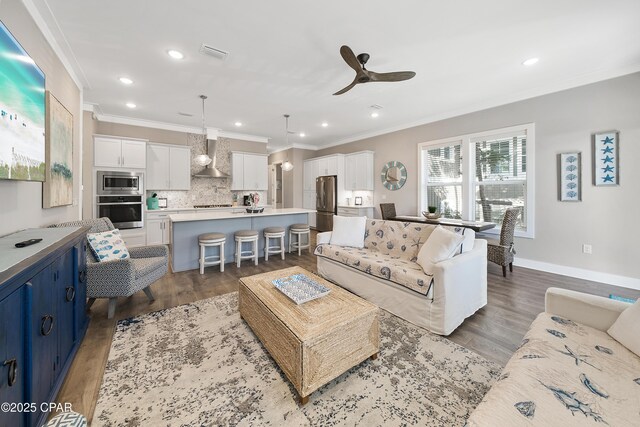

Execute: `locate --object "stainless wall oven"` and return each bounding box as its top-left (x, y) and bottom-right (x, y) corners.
top-left (97, 170), bottom-right (142, 195)
top-left (96, 171), bottom-right (144, 229)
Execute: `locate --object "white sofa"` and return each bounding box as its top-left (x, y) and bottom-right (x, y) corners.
top-left (315, 219), bottom-right (487, 335)
top-left (467, 288), bottom-right (639, 426)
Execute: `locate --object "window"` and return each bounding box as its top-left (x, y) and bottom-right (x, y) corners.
top-left (418, 124), bottom-right (535, 237)
top-left (421, 142), bottom-right (462, 218)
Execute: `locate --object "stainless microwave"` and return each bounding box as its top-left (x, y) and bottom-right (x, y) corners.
top-left (97, 170), bottom-right (143, 195)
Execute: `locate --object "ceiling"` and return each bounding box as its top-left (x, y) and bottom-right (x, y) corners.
top-left (34, 0), bottom-right (640, 151)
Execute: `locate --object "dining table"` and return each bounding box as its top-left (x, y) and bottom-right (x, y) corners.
top-left (391, 215), bottom-right (496, 232)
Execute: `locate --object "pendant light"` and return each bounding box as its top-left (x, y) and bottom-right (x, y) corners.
top-left (281, 114), bottom-right (294, 172)
top-left (194, 95), bottom-right (213, 167)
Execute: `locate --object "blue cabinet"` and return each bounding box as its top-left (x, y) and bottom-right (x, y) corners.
top-left (0, 287), bottom-right (25, 427)
top-left (28, 264), bottom-right (58, 425)
top-left (0, 227), bottom-right (88, 427)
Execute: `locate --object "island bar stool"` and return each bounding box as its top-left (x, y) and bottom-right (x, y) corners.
top-left (198, 232), bottom-right (226, 274)
top-left (235, 229), bottom-right (259, 267)
top-left (264, 226), bottom-right (286, 261)
top-left (289, 223), bottom-right (311, 255)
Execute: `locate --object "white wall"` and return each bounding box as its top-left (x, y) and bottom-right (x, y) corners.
top-left (0, 0), bottom-right (82, 236)
top-left (317, 72), bottom-right (640, 285)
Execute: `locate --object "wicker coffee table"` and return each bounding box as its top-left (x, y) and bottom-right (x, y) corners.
top-left (239, 266), bottom-right (379, 404)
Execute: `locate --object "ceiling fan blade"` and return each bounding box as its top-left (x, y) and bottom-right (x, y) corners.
top-left (369, 71), bottom-right (416, 82)
top-left (333, 78), bottom-right (359, 95)
top-left (340, 45), bottom-right (363, 73)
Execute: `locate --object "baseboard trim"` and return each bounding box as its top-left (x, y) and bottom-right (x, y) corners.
top-left (513, 258), bottom-right (640, 291)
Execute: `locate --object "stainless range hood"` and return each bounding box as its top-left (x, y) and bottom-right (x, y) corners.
top-left (193, 139), bottom-right (229, 178)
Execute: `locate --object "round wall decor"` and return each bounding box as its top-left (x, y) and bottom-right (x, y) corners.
top-left (380, 160), bottom-right (407, 191)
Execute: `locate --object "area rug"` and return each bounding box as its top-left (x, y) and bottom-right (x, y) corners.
top-left (93, 293), bottom-right (500, 426)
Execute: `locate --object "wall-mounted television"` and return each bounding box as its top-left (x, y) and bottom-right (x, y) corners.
top-left (0, 19), bottom-right (45, 182)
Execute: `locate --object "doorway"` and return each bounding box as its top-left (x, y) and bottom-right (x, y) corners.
top-left (269, 163), bottom-right (283, 209)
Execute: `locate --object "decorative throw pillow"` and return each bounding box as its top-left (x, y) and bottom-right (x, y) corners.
top-left (607, 299), bottom-right (640, 357)
top-left (329, 215), bottom-right (367, 248)
top-left (416, 226), bottom-right (465, 273)
top-left (87, 229), bottom-right (130, 262)
top-left (442, 226), bottom-right (476, 254)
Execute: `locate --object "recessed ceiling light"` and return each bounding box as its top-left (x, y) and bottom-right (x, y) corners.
top-left (299, 132), bottom-right (306, 137)
top-left (321, 122), bottom-right (328, 127)
top-left (126, 102), bottom-right (136, 109)
top-left (167, 49), bottom-right (184, 60)
top-left (370, 112), bottom-right (379, 118)
top-left (522, 57), bottom-right (539, 66)
top-left (234, 121), bottom-right (242, 127)
top-left (119, 77), bottom-right (133, 85)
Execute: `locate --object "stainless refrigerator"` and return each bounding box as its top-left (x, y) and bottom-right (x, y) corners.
top-left (316, 175), bottom-right (337, 232)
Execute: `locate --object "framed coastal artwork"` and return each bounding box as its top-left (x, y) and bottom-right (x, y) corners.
top-left (592, 131), bottom-right (618, 186)
top-left (0, 19), bottom-right (46, 182)
top-left (558, 153), bottom-right (581, 202)
top-left (43, 91), bottom-right (73, 208)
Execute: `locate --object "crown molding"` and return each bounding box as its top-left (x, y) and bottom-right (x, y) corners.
top-left (316, 66), bottom-right (640, 151)
top-left (94, 112), bottom-right (271, 142)
top-left (218, 130), bottom-right (269, 143)
top-left (23, 0), bottom-right (84, 90)
top-left (95, 113), bottom-right (203, 134)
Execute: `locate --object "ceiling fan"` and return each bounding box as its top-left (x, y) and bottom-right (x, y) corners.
top-left (333, 45), bottom-right (416, 95)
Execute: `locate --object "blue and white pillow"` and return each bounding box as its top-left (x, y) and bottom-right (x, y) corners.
top-left (87, 229), bottom-right (130, 262)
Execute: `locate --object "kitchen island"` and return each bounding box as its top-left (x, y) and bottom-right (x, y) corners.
top-left (170, 208), bottom-right (315, 272)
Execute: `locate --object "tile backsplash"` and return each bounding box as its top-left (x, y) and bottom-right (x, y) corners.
top-left (146, 133), bottom-right (265, 208)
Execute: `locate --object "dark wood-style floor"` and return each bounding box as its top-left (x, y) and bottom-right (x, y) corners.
top-left (57, 232), bottom-right (639, 423)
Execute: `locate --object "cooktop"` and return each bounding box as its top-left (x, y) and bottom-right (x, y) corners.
top-left (193, 204), bottom-right (233, 209)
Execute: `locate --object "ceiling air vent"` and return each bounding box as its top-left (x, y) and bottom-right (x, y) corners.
top-left (199, 44), bottom-right (229, 60)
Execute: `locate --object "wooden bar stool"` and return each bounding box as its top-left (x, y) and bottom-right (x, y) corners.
top-left (198, 232), bottom-right (226, 274)
top-left (264, 226), bottom-right (285, 261)
top-left (235, 230), bottom-right (259, 267)
top-left (289, 223), bottom-right (311, 255)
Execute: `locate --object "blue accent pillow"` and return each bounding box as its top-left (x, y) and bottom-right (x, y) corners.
top-left (87, 229), bottom-right (130, 262)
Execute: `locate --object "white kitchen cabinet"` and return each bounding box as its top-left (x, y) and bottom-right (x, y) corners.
top-left (303, 159), bottom-right (318, 191)
top-left (337, 206), bottom-right (374, 218)
top-left (146, 144), bottom-right (170, 189)
top-left (169, 146), bottom-right (191, 190)
top-left (345, 151), bottom-right (374, 190)
top-left (147, 144), bottom-right (191, 190)
top-left (231, 152), bottom-right (244, 190)
top-left (146, 211), bottom-right (175, 245)
top-left (244, 154), bottom-right (268, 190)
top-left (94, 137), bottom-right (146, 169)
top-left (231, 152), bottom-right (268, 190)
top-left (146, 219), bottom-right (164, 246)
top-left (121, 140), bottom-right (147, 168)
top-left (94, 137), bottom-right (122, 167)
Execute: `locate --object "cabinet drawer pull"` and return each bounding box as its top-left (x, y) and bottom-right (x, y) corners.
top-left (79, 270), bottom-right (86, 283)
top-left (3, 358), bottom-right (17, 387)
top-left (65, 286), bottom-right (76, 302)
top-left (41, 315), bottom-right (54, 336)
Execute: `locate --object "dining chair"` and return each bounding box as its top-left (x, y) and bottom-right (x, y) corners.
top-left (486, 207), bottom-right (521, 277)
top-left (380, 203), bottom-right (397, 220)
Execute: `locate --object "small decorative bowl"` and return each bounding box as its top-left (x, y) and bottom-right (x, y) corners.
top-left (422, 211), bottom-right (441, 219)
top-left (246, 207), bottom-right (264, 214)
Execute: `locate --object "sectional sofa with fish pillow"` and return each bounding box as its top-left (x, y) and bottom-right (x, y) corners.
top-left (467, 287), bottom-right (640, 426)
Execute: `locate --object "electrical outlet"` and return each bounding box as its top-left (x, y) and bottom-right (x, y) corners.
top-left (582, 244), bottom-right (592, 254)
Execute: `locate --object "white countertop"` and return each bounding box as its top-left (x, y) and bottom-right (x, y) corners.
top-left (338, 205), bottom-right (375, 208)
top-left (146, 205), bottom-right (271, 214)
top-left (170, 208), bottom-right (315, 223)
